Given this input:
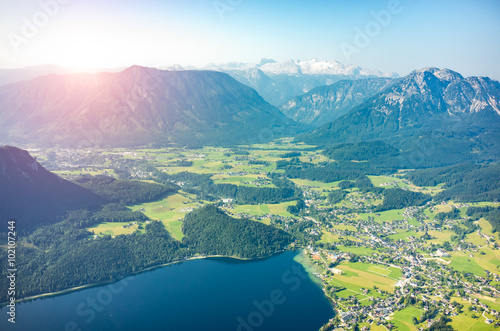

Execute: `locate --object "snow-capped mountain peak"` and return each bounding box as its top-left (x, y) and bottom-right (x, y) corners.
top-left (199, 58), bottom-right (399, 106)
top-left (252, 58), bottom-right (399, 77)
top-left (159, 64), bottom-right (185, 71)
top-left (411, 67), bottom-right (464, 82)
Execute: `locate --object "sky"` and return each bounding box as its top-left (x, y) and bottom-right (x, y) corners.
top-left (1, 0), bottom-right (499, 79)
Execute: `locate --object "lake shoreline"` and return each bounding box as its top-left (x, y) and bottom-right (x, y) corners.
top-left (0, 250), bottom-right (288, 306)
top-left (294, 249), bottom-right (338, 310)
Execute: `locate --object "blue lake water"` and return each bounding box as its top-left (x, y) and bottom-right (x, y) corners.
top-left (0, 251), bottom-right (333, 331)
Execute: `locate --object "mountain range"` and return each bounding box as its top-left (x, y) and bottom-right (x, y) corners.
top-left (280, 77), bottom-right (395, 126)
top-left (0, 63), bottom-right (498, 166)
top-left (301, 67), bottom-right (500, 165)
top-left (0, 59), bottom-right (398, 108)
top-left (0, 65), bottom-right (124, 87)
top-left (204, 58), bottom-right (398, 106)
top-left (0, 66), bottom-right (304, 148)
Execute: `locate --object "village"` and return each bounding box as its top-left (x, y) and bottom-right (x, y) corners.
top-left (292, 182), bottom-right (500, 330)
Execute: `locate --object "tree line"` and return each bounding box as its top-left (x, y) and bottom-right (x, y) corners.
top-left (277, 158), bottom-right (395, 184)
top-left (74, 175), bottom-right (179, 205)
top-left (376, 188), bottom-right (431, 211)
top-left (405, 164), bottom-right (500, 202)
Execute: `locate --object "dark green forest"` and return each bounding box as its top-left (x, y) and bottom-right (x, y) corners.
top-left (405, 164), bottom-right (500, 202)
top-left (323, 141), bottom-right (400, 162)
top-left (328, 190), bottom-right (346, 204)
top-left (74, 176), bottom-right (179, 205)
top-left (182, 205), bottom-right (292, 258)
top-left (376, 188), bottom-right (431, 211)
top-left (0, 204), bottom-right (293, 303)
top-left (277, 158), bottom-right (394, 183)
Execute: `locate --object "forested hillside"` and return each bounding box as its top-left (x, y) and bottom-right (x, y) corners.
top-left (182, 205), bottom-right (292, 258)
top-left (406, 164), bottom-right (500, 202)
top-left (74, 176), bottom-right (178, 205)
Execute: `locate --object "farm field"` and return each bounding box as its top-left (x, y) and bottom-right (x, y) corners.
top-left (449, 303), bottom-right (494, 331)
top-left (368, 175), bottom-right (410, 188)
top-left (127, 192), bottom-right (206, 239)
top-left (356, 209), bottom-right (406, 224)
top-left (162, 220), bottom-right (184, 241)
top-left (211, 174), bottom-right (276, 187)
top-left (128, 192), bottom-right (204, 221)
top-left (391, 306), bottom-right (422, 331)
top-left (317, 230), bottom-right (340, 244)
top-left (331, 262), bottom-right (400, 293)
top-left (290, 178), bottom-right (341, 191)
top-left (224, 201), bottom-right (297, 218)
top-left (336, 246), bottom-right (378, 255)
top-left (424, 230), bottom-right (455, 246)
top-left (449, 254), bottom-right (487, 277)
top-left (88, 222), bottom-right (141, 237)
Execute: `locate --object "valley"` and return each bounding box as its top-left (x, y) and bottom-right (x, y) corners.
top-left (12, 138), bottom-right (499, 331)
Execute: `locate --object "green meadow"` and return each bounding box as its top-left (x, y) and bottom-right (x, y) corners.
top-left (331, 262), bottom-right (400, 293)
top-left (391, 306), bottom-right (423, 331)
top-left (88, 222), bottom-right (141, 237)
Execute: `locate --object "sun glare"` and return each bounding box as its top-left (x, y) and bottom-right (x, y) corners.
top-left (28, 27), bottom-right (136, 70)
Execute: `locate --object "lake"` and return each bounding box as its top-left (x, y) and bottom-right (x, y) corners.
top-left (0, 251), bottom-right (334, 331)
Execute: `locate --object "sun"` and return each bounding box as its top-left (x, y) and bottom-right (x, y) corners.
top-left (28, 27), bottom-right (134, 70)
